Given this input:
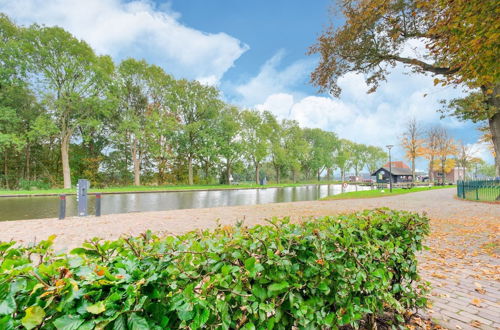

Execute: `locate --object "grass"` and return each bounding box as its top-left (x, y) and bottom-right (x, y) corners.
top-left (321, 185), bottom-right (455, 200)
top-left (0, 181), bottom-right (344, 196)
top-left (463, 187), bottom-right (500, 202)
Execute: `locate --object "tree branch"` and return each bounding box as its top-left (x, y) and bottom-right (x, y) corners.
top-left (384, 55), bottom-right (460, 75)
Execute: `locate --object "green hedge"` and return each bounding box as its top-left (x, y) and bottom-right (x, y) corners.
top-left (0, 208), bottom-right (429, 329)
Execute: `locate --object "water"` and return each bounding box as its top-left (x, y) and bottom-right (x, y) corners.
top-left (0, 184), bottom-right (370, 221)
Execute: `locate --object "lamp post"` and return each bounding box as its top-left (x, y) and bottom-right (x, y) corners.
top-left (386, 145), bottom-right (394, 192)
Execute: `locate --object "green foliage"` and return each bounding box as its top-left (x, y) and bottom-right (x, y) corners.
top-left (0, 209), bottom-right (429, 329)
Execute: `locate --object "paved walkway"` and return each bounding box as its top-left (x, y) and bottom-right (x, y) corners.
top-left (0, 188), bottom-right (498, 329)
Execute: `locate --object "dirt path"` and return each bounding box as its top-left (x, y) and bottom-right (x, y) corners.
top-left (0, 188), bottom-right (498, 329)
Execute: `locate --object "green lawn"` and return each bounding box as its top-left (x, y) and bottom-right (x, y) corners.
top-left (321, 185), bottom-right (455, 200)
top-left (0, 181), bottom-right (343, 196)
top-left (463, 187), bottom-right (500, 201)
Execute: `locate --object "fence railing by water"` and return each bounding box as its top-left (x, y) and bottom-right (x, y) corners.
top-left (457, 179), bottom-right (500, 201)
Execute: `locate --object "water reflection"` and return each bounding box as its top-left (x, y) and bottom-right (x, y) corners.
top-left (0, 184), bottom-right (370, 221)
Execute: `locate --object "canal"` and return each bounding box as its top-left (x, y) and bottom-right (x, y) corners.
top-left (0, 184), bottom-right (370, 221)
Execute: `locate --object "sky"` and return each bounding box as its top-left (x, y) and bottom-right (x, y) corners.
top-left (0, 0), bottom-right (494, 170)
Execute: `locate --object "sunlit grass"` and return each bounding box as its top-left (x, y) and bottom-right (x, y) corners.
top-left (321, 185), bottom-right (455, 200)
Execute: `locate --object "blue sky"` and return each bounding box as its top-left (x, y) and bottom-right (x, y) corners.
top-left (0, 0), bottom-right (493, 169)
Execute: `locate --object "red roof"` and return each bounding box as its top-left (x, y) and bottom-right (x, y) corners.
top-left (383, 161), bottom-right (410, 169)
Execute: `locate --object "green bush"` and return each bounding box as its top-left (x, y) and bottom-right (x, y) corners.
top-left (0, 208), bottom-right (429, 329)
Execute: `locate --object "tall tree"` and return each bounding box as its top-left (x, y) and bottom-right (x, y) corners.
top-left (422, 126), bottom-right (441, 182)
top-left (456, 142), bottom-right (475, 180)
top-left (335, 139), bottom-right (353, 182)
top-left (400, 118), bottom-right (424, 181)
top-left (303, 128), bottom-right (337, 181)
top-left (170, 80), bottom-right (221, 185)
top-left (116, 59), bottom-right (150, 186)
top-left (309, 0), bottom-right (500, 175)
top-left (240, 110), bottom-right (270, 184)
top-left (434, 127), bottom-right (458, 184)
top-left (24, 25), bottom-right (113, 188)
top-left (283, 122), bottom-right (309, 183)
top-left (215, 105), bottom-right (243, 184)
top-left (365, 145), bottom-right (387, 174)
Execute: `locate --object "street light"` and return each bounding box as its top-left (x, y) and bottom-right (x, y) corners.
top-left (386, 145), bottom-right (394, 192)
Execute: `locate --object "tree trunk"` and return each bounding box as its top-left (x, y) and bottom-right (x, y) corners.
top-left (255, 163), bottom-right (260, 184)
top-left (3, 150), bottom-right (9, 189)
top-left (226, 159), bottom-right (231, 185)
top-left (441, 159), bottom-right (446, 184)
top-left (188, 156), bottom-right (193, 185)
top-left (317, 169), bottom-right (321, 182)
top-left (292, 169), bottom-right (297, 183)
top-left (25, 142), bottom-right (30, 181)
top-left (276, 167), bottom-right (280, 184)
top-left (131, 138), bottom-right (141, 186)
top-left (488, 112), bottom-right (500, 177)
top-left (411, 157), bottom-right (415, 182)
top-left (61, 133), bottom-right (72, 189)
top-left (429, 157), bottom-right (434, 182)
top-left (327, 168), bottom-right (331, 181)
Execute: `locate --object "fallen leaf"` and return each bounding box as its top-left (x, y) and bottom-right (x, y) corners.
top-left (471, 298), bottom-right (482, 307)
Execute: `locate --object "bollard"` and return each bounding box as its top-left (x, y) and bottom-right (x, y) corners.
top-left (59, 194), bottom-right (66, 220)
top-left (95, 193), bottom-right (101, 217)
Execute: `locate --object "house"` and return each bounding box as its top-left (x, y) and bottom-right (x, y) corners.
top-left (371, 161), bottom-right (413, 183)
top-left (432, 167), bottom-right (465, 184)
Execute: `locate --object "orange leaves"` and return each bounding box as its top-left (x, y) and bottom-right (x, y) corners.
top-left (471, 297), bottom-right (482, 307)
top-left (315, 259), bottom-right (325, 266)
top-left (94, 266), bottom-right (105, 277)
top-left (430, 273), bottom-right (447, 279)
top-left (474, 282), bottom-right (486, 294)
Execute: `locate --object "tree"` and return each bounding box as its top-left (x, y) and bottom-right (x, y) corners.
top-left (335, 139), bottom-right (353, 182)
top-left (115, 59), bottom-right (150, 186)
top-left (349, 143), bottom-right (367, 179)
top-left (421, 126), bottom-right (441, 182)
top-left (365, 146), bottom-right (387, 174)
top-left (309, 0), bottom-right (500, 176)
top-left (215, 106), bottom-right (243, 184)
top-left (283, 122), bottom-right (309, 183)
top-left (456, 141), bottom-right (475, 180)
top-left (400, 118), bottom-right (424, 181)
top-left (240, 110), bottom-right (270, 184)
top-left (434, 128), bottom-right (458, 184)
top-left (170, 80), bottom-right (221, 185)
top-left (24, 25), bottom-right (113, 188)
top-left (303, 128), bottom-right (337, 181)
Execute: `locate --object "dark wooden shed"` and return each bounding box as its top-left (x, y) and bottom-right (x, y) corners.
top-left (371, 166), bottom-right (413, 183)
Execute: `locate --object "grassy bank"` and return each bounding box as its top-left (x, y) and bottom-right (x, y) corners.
top-left (0, 181), bottom-right (343, 196)
top-left (321, 185), bottom-right (455, 200)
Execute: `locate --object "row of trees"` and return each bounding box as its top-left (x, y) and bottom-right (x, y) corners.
top-left (0, 14), bottom-right (388, 189)
top-left (400, 118), bottom-right (494, 183)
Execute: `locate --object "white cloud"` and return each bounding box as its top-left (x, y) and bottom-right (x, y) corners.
top-left (234, 50), bottom-right (314, 105)
top-left (0, 0), bottom-right (249, 84)
top-left (255, 93), bottom-right (295, 118)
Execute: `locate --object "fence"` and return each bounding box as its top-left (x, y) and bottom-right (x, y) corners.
top-left (457, 179), bottom-right (500, 201)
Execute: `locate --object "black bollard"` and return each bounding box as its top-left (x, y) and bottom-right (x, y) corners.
top-left (95, 193), bottom-right (101, 217)
top-left (59, 194), bottom-right (66, 220)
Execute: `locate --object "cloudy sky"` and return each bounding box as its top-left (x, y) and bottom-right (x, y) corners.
top-left (0, 0), bottom-right (493, 169)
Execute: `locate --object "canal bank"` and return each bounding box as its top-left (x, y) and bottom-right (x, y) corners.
top-left (0, 184), bottom-right (370, 221)
top-left (0, 182), bottom-right (345, 197)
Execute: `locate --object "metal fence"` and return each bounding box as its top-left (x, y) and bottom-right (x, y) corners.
top-left (457, 179), bottom-right (500, 201)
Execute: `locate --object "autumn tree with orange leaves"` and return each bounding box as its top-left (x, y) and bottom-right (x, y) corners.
top-left (400, 118), bottom-right (424, 182)
top-left (310, 0), bottom-right (500, 176)
top-left (434, 128), bottom-right (458, 184)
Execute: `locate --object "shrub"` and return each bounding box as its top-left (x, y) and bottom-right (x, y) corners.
top-left (0, 208), bottom-right (429, 329)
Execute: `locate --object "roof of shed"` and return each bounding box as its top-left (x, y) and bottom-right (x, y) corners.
top-left (371, 167), bottom-right (413, 176)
